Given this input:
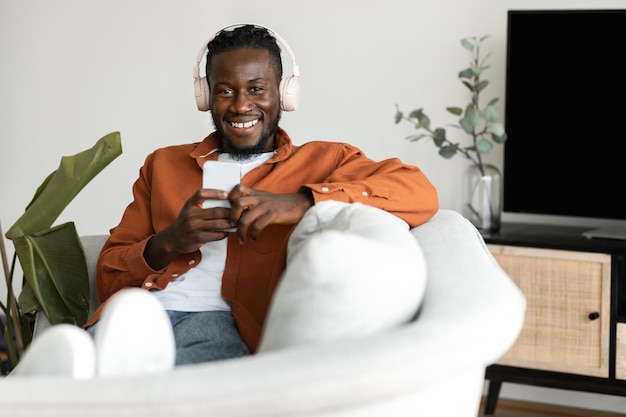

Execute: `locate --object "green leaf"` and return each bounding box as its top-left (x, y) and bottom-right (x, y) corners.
top-left (6, 131), bottom-right (122, 332)
top-left (432, 128), bottom-right (446, 146)
top-left (408, 108), bottom-right (424, 119)
top-left (460, 38), bottom-right (474, 52)
top-left (459, 117), bottom-right (473, 134)
top-left (15, 282), bottom-right (38, 317)
top-left (446, 107), bottom-right (463, 116)
top-left (470, 58), bottom-right (478, 70)
top-left (484, 104), bottom-right (500, 123)
top-left (475, 80), bottom-right (489, 93)
top-left (394, 109), bottom-right (403, 124)
top-left (459, 68), bottom-right (474, 80)
top-left (476, 138), bottom-right (494, 154)
top-left (405, 133), bottom-right (431, 142)
top-left (492, 130), bottom-right (508, 144)
top-left (413, 112), bottom-right (430, 130)
top-left (490, 122), bottom-right (506, 137)
top-left (461, 80), bottom-right (473, 92)
top-left (465, 106), bottom-right (485, 126)
top-left (24, 172), bottom-right (54, 212)
top-left (15, 222), bottom-right (90, 326)
top-left (6, 131), bottom-right (122, 240)
top-left (439, 145), bottom-right (457, 159)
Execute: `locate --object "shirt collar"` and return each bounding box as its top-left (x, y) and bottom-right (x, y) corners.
top-left (189, 128), bottom-right (294, 167)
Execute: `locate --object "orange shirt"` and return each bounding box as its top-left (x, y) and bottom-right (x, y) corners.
top-left (89, 128), bottom-right (438, 351)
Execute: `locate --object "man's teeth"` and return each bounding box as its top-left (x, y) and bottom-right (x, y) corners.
top-left (230, 119), bottom-right (258, 128)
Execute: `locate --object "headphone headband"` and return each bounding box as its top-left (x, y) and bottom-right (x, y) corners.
top-left (193, 24), bottom-right (301, 112)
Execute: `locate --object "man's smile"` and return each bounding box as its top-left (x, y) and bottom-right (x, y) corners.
top-left (230, 119), bottom-right (259, 129)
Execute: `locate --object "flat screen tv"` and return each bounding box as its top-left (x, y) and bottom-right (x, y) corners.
top-left (503, 9), bottom-right (626, 239)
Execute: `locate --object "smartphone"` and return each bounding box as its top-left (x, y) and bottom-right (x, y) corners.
top-left (202, 161), bottom-right (241, 231)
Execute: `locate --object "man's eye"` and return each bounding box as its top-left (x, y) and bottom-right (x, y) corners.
top-left (250, 86), bottom-right (264, 93)
top-left (217, 88), bottom-right (234, 96)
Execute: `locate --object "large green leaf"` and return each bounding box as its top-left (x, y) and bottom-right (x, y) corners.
top-left (5, 131), bottom-right (122, 240)
top-left (15, 223), bottom-right (89, 326)
top-left (5, 131), bottom-right (122, 328)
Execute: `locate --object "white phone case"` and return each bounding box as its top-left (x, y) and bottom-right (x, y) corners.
top-left (202, 161), bottom-right (241, 209)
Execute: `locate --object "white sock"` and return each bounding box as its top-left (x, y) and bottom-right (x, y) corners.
top-left (9, 323), bottom-right (96, 378)
top-left (94, 288), bottom-right (176, 377)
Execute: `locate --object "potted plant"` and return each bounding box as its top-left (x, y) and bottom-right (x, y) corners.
top-left (1, 131), bottom-right (122, 372)
top-left (394, 35), bottom-right (507, 232)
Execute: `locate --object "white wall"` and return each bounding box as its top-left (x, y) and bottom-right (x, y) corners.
top-left (2, 0), bottom-right (626, 412)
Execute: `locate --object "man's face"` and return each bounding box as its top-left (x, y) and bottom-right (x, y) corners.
top-left (208, 47), bottom-right (281, 159)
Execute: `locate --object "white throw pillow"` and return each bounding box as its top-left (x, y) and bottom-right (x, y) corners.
top-left (257, 200), bottom-right (427, 352)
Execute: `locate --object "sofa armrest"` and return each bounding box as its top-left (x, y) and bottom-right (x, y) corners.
top-left (410, 209), bottom-right (526, 365)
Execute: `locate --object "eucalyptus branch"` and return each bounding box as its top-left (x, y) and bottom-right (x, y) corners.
top-left (395, 35), bottom-right (507, 176)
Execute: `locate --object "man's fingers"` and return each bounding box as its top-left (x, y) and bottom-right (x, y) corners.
top-left (192, 188), bottom-right (229, 208)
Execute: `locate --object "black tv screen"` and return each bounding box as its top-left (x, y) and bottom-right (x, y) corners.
top-left (503, 9), bottom-right (626, 223)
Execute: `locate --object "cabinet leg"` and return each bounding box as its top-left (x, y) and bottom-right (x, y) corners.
top-left (483, 380), bottom-right (502, 415)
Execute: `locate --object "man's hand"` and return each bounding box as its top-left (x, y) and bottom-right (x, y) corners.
top-left (144, 185), bottom-right (314, 269)
top-left (228, 184), bottom-right (314, 243)
top-left (144, 189), bottom-right (234, 270)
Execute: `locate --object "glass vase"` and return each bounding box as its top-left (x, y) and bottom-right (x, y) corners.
top-left (463, 163), bottom-right (502, 233)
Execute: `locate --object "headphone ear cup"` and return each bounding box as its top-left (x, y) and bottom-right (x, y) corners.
top-left (279, 76), bottom-right (301, 112)
top-left (194, 76), bottom-right (210, 112)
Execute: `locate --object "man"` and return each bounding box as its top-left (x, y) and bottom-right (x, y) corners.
top-left (86, 24), bottom-right (438, 366)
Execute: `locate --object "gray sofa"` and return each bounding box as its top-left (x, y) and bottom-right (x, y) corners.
top-left (0, 208), bottom-right (526, 417)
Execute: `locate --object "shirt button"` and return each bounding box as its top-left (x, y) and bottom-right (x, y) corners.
top-left (321, 187), bottom-right (329, 192)
top-left (361, 191), bottom-right (368, 196)
top-left (188, 260), bottom-right (195, 265)
top-left (144, 282), bottom-right (153, 288)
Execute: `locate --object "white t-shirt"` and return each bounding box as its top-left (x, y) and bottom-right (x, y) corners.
top-left (153, 151), bottom-right (275, 312)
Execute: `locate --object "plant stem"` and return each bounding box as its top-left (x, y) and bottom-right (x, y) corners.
top-left (0, 221), bottom-right (24, 370)
top-left (470, 39), bottom-right (485, 177)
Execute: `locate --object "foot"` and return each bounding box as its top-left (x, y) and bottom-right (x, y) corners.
top-left (10, 324), bottom-right (96, 378)
top-left (94, 288), bottom-right (175, 377)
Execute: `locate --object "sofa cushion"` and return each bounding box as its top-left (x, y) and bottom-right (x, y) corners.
top-left (257, 201), bottom-right (427, 352)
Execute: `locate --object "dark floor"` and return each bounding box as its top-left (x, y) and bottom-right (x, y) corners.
top-left (478, 398), bottom-right (626, 417)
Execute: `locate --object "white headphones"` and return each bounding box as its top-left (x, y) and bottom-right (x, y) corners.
top-left (193, 24), bottom-right (301, 112)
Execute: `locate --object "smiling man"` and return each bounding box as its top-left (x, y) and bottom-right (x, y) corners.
top-left (87, 24), bottom-right (439, 366)
top-left (210, 47), bottom-right (281, 157)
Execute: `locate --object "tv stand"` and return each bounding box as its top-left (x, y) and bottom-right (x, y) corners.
top-left (582, 226), bottom-right (626, 241)
top-left (481, 222), bottom-right (626, 415)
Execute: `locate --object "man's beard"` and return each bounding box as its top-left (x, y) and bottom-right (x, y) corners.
top-left (215, 111), bottom-right (281, 161)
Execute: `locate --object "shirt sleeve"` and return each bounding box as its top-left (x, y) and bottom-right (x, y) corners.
top-left (303, 142), bottom-right (438, 227)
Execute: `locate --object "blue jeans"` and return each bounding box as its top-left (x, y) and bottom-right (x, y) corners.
top-left (166, 310), bottom-right (250, 365)
top-left (87, 310), bottom-right (250, 366)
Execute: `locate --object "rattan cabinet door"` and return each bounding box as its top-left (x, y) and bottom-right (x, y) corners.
top-left (488, 245), bottom-right (611, 378)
